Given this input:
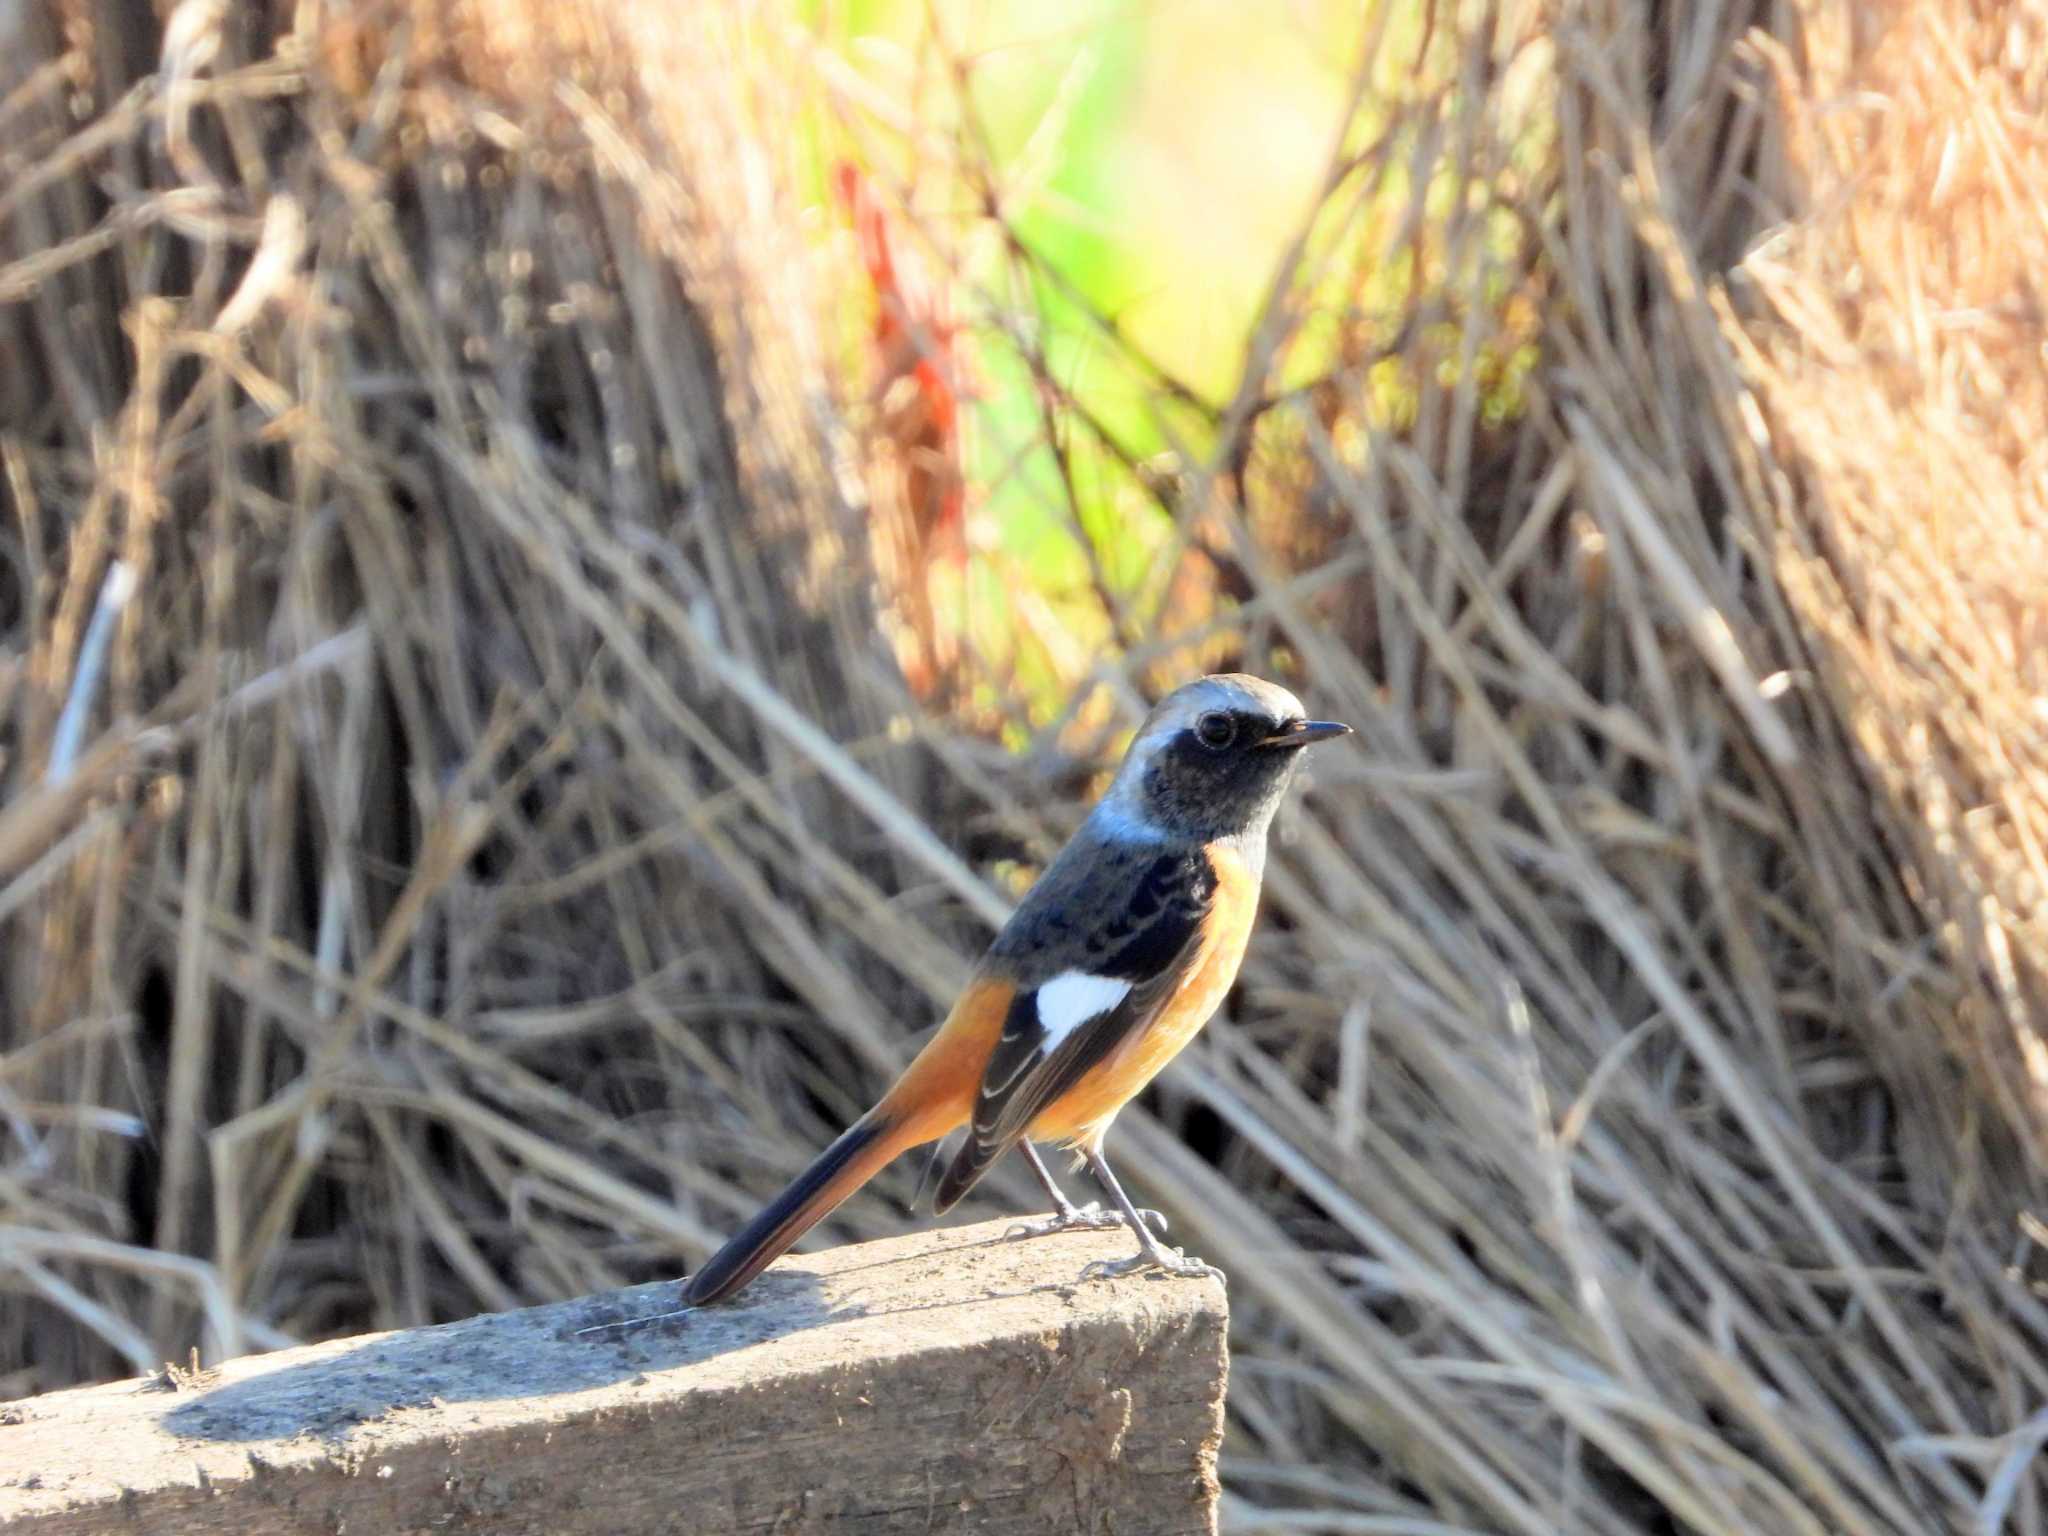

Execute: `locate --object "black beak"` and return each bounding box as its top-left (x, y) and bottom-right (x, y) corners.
top-left (1259, 718), bottom-right (1353, 750)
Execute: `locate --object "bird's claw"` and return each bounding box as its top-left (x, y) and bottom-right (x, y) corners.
top-left (1078, 1247), bottom-right (1225, 1284)
top-left (1004, 1202), bottom-right (1168, 1242)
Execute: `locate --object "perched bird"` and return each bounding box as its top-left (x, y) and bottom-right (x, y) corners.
top-left (682, 674), bottom-right (1350, 1306)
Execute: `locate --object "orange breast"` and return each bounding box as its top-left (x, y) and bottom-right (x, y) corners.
top-left (1029, 843), bottom-right (1261, 1148)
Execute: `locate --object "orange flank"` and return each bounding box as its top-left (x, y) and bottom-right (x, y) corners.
top-left (1028, 845), bottom-right (1261, 1149)
top-left (876, 976), bottom-right (1015, 1142)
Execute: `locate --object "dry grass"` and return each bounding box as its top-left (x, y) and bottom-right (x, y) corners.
top-left (4, 2), bottom-right (2046, 1534)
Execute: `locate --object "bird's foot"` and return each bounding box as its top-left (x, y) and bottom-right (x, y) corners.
top-left (1079, 1245), bottom-right (1224, 1284)
top-left (1005, 1201), bottom-right (1168, 1242)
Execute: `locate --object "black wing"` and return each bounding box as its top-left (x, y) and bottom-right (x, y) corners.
top-left (932, 849), bottom-right (1216, 1211)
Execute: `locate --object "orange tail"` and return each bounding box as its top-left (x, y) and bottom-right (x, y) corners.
top-left (682, 1110), bottom-right (913, 1307)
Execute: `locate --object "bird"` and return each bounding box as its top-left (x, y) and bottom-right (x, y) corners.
top-left (680, 674), bottom-right (1351, 1307)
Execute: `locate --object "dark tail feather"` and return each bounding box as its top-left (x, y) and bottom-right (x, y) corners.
top-left (683, 1112), bottom-right (901, 1307)
top-left (931, 1129), bottom-right (1002, 1216)
top-left (910, 1136), bottom-right (951, 1212)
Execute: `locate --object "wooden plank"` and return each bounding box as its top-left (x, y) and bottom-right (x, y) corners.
top-left (0, 1219), bottom-right (1228, 1533)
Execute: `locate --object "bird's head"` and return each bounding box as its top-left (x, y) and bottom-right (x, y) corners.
top-left (1095, 673), bottom-right (1351, 845)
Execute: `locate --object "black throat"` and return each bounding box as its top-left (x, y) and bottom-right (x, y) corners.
top-left (1136, 721), bottom-right (1302, 844)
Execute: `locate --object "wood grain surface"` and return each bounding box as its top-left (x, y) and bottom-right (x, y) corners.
top-left (0, 1219), bottom-right (1228, 1534)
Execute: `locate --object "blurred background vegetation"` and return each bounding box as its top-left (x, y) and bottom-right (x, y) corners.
top-left (4, 1), bottom-right (2048, 1533)
top-left (803, 0), bottom-right (1532, 712)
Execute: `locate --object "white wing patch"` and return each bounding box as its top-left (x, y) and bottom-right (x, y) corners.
top-left (1035, 972), bottom-right (1134, 1050)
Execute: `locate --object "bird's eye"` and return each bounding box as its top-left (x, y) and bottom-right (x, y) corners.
top-left (1195, 711), bottom-right (1237, 750)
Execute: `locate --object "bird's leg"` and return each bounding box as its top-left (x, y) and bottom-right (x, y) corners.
top-left (1004, 1141), bottom-right (1168, 1240)
top-left (1076, 1146), bottom-right (1222, 1283)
